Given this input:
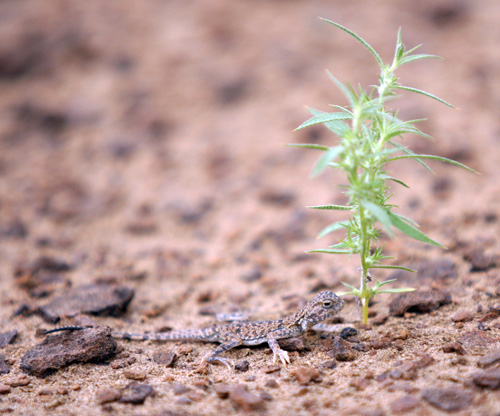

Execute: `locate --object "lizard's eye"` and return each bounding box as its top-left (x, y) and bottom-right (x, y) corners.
top-left (322, 299), bottom-right (334, 309)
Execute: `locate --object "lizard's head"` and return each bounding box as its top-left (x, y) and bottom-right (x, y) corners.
top-left (299, 291), bottom-right (344, 331)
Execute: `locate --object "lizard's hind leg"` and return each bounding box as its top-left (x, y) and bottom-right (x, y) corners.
top-left (203, 336), bottom-right (243, 369)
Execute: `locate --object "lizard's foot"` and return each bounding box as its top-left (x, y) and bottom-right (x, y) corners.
top-left (272, 348), bottom-right (290, 365)
top-left (203, 352), bottom-right (233, 370)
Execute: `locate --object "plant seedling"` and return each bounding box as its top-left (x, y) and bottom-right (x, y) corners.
top-left (291, 19), bottom-right (476, 324)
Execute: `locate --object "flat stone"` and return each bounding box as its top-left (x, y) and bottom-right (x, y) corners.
top-left (422, 387), bottom-right (472, 411)
top-left (458, 330), bottom-right (498, 354)
top-left (277, 337), bottom-right (305, 351)
top-left (0, 330), bottom-right (18, 348)
top-left (96, 388), bottom-right (121, 404)
top-left (0, 354), bottom-right (10, 374)
top-left (391, 395), bottom-right (419, 413)
top-left (442, 341), bottom-right (466, 355)
top-left (20, 327), bottom-right (117, 377)
top-left (290, 367), bottom-right (321, 385)
top-left (477, 348), bottom-right (500, 368)
top-left (389, 290), bottom-right (451, 316)
top-left (0, 384), bottom-right (11, 394)
top-left (152, 348), bottom-right (177, 367)
top-left (38, 284), bottom-right (134, 323)
top-left (324, 335), bottom-right (356, 361)
top-left (229, 385), bottom-right (265, 411)
top-left (119, 382), bottom-right (154, 404)
top-left (451, 310), bottom-right (474, 322)
top-left (471, 368), bottom-right (500, 389)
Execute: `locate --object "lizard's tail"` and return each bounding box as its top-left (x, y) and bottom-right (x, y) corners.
top-left (112, 328), bottom-right (218, 342)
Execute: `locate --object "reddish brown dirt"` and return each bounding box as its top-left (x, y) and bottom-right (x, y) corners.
top-left (1, 1), bottom-right (499, 415)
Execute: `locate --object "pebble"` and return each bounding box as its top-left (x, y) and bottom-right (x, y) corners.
top-left (262, 364), bottom-right (281, 374)
top-left (123, 368), bottom-right (147, 381)
top-left (264, 379), bottom-right (279, 389)
top-left (119, 382), bottom-right (154, 404)
top-left (0, 354), bottom-right (10, 375)
top-left (391, 394), bottom-right (419, 413)
top-left (278, 337), bottom-right (305, 351)
top-left (471, 368), bottom-right (500, 389)
top-left (96, 388), bottom-right (121, 404)
top-left (153, 349), bottom-right (177, 367)
top-left (451, 310), bottom-right (474, 322)
top-left (0, 384), bottom-right (11, 394)
top-left (389, 290), bottom-right (451, 315)
top-left (229, 385), bottom-right (265, 411)
top-left (110, 356), bottom-right (136, 369)
top-left (442, 341), bottom-right (466, 355)
top-left (422, 387), bottom-right (472, 411)
top-left (463, 247), bottom-right (497, 271)
top-left (0, 330), bottom-right (18, 348)
top-left (235, 360), bottom-right (249, 372)
top-left (458, 330), bottom-right (497, 354)
top-left (324, 335), bottom-right (356, 361)
top-left (172, 384), bottom-right (190, 395)
top-left (20, 326), bottom-right (117, 377)
top-left (290, 367), bottom-right (321, 385)
top-left (213, 383), bottom-right (232, 399)
top-left (340, 327), bottom-right (358, 339)
top-left (477, 348), bottom-right (500, 368)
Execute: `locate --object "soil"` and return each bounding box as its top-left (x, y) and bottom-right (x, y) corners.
top-left (1, 1), bottom-right (499, 415)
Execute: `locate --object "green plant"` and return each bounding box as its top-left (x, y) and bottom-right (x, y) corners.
top-left (291, 19), bottom-right (475, 324)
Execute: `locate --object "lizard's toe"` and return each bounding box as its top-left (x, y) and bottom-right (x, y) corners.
top-left (273, 349), bottom-right (290, 365)
top-left (205, 354), bottom-right (233, 370)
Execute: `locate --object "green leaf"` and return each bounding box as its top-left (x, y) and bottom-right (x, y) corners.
top-left (394, 85), bottom-right (454, 108)
top-left (384, 176), bottom-right (410, 188)
top-left (308, 108), bottom-right (350, 136)
top-left (371, 265), bottom-right (416, 272)
top-left (286, 143), bottom-right (329, 151)
top-left (388, 141), bottom-right (433, 172)
top-left (308, 204), bottom-right (352, 211)
top-left (362, 200), bottom-right (394, 237)
top-left (295, 111), bottom-right (351, 130)
top-left (307, 248), bottom-right (352, 255)
top-left (317, 221), bottom-right (347, 239)
top-left (387, 154), bottom-right (478, 173)
top-left (321, 18), bottom-right (384, 68)
top-left (325, 71), bottom-right (358, 107)
top-left (311, 146), bottom-right (343, 177)
top-left (399, 54), bottom-right (440, 66)
top-left (377, 287), bottom-right (416, 294)
top-left (388, 212), bottom-right (445, 247)
top-left (341, 282), bottom-right (359, 292)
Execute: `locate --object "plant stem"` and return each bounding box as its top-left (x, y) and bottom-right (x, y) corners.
top-left (358, 204), bottom-right (370, 324)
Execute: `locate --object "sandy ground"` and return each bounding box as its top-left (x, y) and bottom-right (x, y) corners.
top-left (0, 0), bottom-right (499, 415)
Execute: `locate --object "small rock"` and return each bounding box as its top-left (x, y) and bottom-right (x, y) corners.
top-left (239, 268), bottom-right (263, 283)
top-left (471, 368), bottom-right (500, 389)
top-left (235, 360), bottom-right (249, 372)
top-left (370, 337), bottom-right (392, 350)
top-left (262, 364), bottom-right (281, 374)
top-left (0, 330), bottom-right (18, 348)
top-left (172, 384), bottom-right (190, 395)
top-left (418, 258), bottom-right (457, 282)
top-left (464, 247), bottom-right (497, 271)
top-left (278, 337), bottom-right (305, 351)
top-left (5, 375), bottom-right (30, 387)
top-left (264, 379), bottom-right (279, 389)
top-left (422, 387), bottom-right (472, 411)
top-left (458, 330), bottom-right (497, 354)
top-left (123, 368), bottom-right (147, 381)
top-left (96, 388), bottom-right (121, 404)
top-left (20, 327), bottom-right (117, 377)
top-left (442, 341), bottom-right (466, 355)
top-left (325, 336), bottom-right (356, 361)
top-left (477, 348), bottom-right (500, 368)
top-left (229, 385), bottom-right (265, 411)
top-left (110, 356), bottom-right (136, 369)
top-left (153, 349), bottom-right (177, 367)
top-left (389, 290), bottom-right (451, 316)
top-left (213, 383), bottom-right (232, 399)
top-left (478, 307), bottom-right (500, 322)
top-left (340, 327), bottom-right (358, 339)
top-left (119, 382), bottom-right (154, 404)
top-left (0, 354), bottom-right (10, 374)
top-left (319, 360), bottom-right (337, 370)
top-left (349, 377), bottom-right (370, 390)
top-left (0, 383), bottom-right (11, 394)
top-left (391, 395), bottom-right (419, 413)
top-left (451, 310), bottom-right (474, 322)
top-left (290, 367), bottom-right (321, 385)
top-left (38, 284), bottom-right (134, 323)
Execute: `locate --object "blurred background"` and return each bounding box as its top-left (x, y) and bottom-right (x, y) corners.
top-left (0, 0), bottom-right (498, 302)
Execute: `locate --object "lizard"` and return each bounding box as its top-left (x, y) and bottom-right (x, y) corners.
top-left (44, 290), bottom-right (344, 368)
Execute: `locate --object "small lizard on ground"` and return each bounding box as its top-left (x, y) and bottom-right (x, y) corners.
top-left (45, 291), bottom-right (344, 368)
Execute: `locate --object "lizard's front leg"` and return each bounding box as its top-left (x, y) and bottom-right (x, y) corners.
top-left (203, 335), bottom-right (243, 369)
